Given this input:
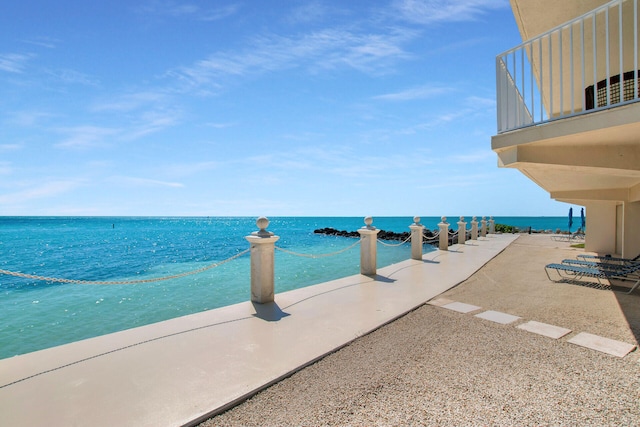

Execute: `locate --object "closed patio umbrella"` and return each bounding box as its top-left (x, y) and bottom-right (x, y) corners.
top-left (580, 208), bottom-right (585, 230)
top-left (568, 207), bottom-right (573, 232)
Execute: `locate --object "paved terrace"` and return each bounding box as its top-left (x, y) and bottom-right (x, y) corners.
top-left (0, 234), bottom-right (517, 427)
top-left (201, 233), bottom-right (640, 426)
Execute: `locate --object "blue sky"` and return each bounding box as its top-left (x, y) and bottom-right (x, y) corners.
top-left (0, 0), bottom-right (570, 217)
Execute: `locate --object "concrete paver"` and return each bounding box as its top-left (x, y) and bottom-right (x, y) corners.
top-left (441, 301), bottom-right (482, 313)
top-left (568, 332), bottom-right (637, 358)
top-left (517, 320), bottom-right (572, 339)
top-left (475, 310), bottom-right (521, 324)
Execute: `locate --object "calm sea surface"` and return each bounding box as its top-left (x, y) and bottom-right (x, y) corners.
top-left (0, 216), bottom-right (568, 359)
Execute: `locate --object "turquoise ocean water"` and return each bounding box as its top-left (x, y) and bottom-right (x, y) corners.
top-left (0, 216), bottom-right (568, 359)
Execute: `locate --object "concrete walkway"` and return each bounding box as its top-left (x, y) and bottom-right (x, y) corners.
top-left (0, 234), bottom-right (517, 427)
top-left (200, 234), bottom-right (639, 426)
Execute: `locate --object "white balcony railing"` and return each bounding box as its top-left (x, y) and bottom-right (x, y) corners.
top-left (497, 0), bottom-right (640, 133)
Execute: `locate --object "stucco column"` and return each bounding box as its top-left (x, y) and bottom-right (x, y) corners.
top-left (489, 216), bottom-right (495, 234)
top-left (457, 216), bottom-right (467, 245)
top-left (481, 216), bottom-right (487, 238)
top-left (409, 216), bottom-right (424, 261)
top-left (357, 216), bottom-right (380, 275)
top-left (471, 216), bottom-right (478, 240)
top-left (438, 216), bottom-right (449, 251)
top-left (245, 217), bottom-right (280, 304)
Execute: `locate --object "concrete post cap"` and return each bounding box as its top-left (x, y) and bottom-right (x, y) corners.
top-left (362, 216), bottom-right (376, 230)
top-left (253, 216), bottom-right (274, 237)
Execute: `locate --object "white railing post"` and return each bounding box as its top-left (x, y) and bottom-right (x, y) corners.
top-left (245, 217), bottom-right (279, 304)
top-left (481, 216), bottom-right (487, 238)
top-left (489, 216), bottom-right (496, 234)
top-left (357, 216), bottom-right (379, 275)
top-left (409, 216), bottom-right (424, 261)
top-left (471, 216), bottom-right (479, 240)
top-left (438, 217), bottom-right (449, 251)
top-left (457, 216), bottom-right (467, 245)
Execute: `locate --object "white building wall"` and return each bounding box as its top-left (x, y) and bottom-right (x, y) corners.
top-left (622, 201), bottom-right (640, 258)
top-left (584, 202), bottom-right (617, 255)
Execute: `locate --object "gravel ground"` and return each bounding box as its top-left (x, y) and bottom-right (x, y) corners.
top-left (198, 234), bottom-right (640, 426)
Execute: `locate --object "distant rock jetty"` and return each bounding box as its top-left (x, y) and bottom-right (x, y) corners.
top-left (315, 225), bottom-right (554, 243)
top-left (314, 227), bottom-right (443, 244)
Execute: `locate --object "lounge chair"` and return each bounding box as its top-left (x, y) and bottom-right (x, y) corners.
top-left (560, 258), bottom-right (640, 274)
top-left (577, 253), bottom-right (640, 265)
top-left (544, 262), bottom-right (640, 294)
top-left (551, 230), bottom-right (585, 242)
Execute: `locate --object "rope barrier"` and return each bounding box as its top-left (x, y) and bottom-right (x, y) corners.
top-left (377, 234), bottom-right (412, 247)
top-left (0, 249), bottom-right (250, 285)
top-left (275, 239), bottom-right (361, 258)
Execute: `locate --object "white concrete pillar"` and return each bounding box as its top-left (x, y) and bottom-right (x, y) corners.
top-left (357, 216), bottom-right (380, 275)
top-left (471, 216), bottom-right (478, 240)
top-left (583, 202), bottom-right (616, 255)
top-left (438, 217), bottom-right (449, 251)
top-left (481, 216), bottom-right (487, 237)
top-left (457, 216), bottom-right (466, 245)
top-left (622, 201), bottom-right (640, 258)
top-left (409, 216), bottom-right (424, 261)
top-left (489, 216), bottom-right (495, 234)
top-left (245, 217), bottom-right (280, 304)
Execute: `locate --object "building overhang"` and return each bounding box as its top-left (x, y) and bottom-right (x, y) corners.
top-left (510, 0), bottom-right (610, 40)
top-left (492, 102), bottom-right (640, 204)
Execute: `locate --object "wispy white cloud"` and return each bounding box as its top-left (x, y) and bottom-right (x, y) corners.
top-left (0, 143), bottom-right (23, 152)
top-left (198, 4), bottom-right (240, 21)
top-left (166, 161), bottom-right (220, 177)
top-left (123, 109), bottom-right (182, 140)
top-left (0, 53), bottom-right (32, 73)
top-left (285, 2), bottom-right (338, 25)
top-left (373, 84), bottom-right (453, 101)
top-left (417, 172), bottom-right (493, 190)
top-left (0, 161), bottom-right (12, 175)
top-left (392, 110), bottom-right (467, 135)
top-left (50, 95), bottom-right (181, 148)
top-left (169, 27), bottom-right (416, 92)
top-left (21, 36), bottom-right (59, 49)
top-left (464, 95), bottom-right (495, 108)
top-left (393, 0), bottom-right (509, 24)
top-left (138, 1), bottom-right (240, 21)
top-left (91, 91), bottom-right (168, 112)
top-left (205, 121), bottom-right (238, 129)
top-left (46, 68), bottom-right (99, 86)
top-left (427, 36), bottom-right (494, 55)
top-left (107, 175), bottom-right (184, 188)
top-left (281, 131), bottom-right (324, 141)
top-left (55, 126), bottom-right (120, 149)
top-left (242, 145), bottom-right (435, 180)
top-left (447, 150), bottom-right (494, 164)
top-left (0, 180), bottom-right (83, 204)
top-left (6, 111), bottom-right (57, 127)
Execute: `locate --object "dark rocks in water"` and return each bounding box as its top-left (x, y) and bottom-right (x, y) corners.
top-left (314, 227), bottom-right (435, 243)
top-left (313, 227), bottom-right (360, 239)
top-left (378, 229), bottom-right (410, 241)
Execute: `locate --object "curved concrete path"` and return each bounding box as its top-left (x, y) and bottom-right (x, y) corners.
top-left (0, 234), bottom-right (516, 427)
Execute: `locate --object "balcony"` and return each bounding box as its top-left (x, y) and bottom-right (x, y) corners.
top-left (496, 0), bottom-right (639, 134)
